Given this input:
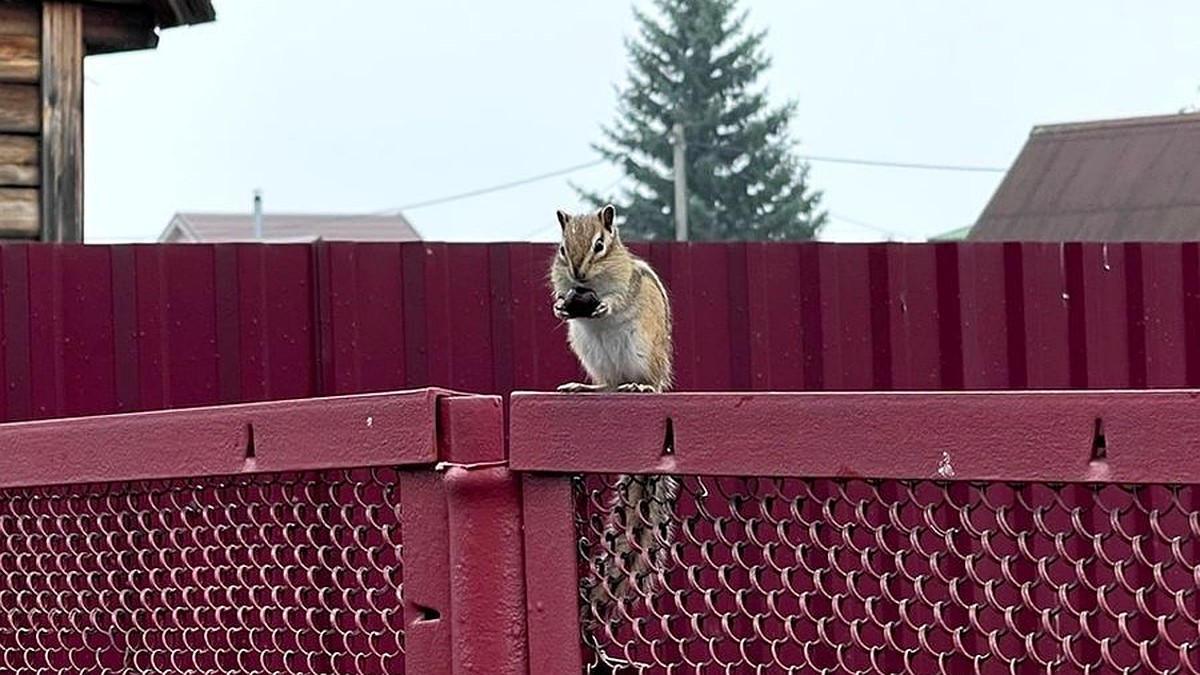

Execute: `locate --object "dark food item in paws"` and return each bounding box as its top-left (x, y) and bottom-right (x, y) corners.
top-left (563, 287), bottom-right (601, 318)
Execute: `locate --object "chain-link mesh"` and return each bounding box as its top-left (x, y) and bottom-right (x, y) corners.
top-left (576, 474), bottom-right (1200, 674)
top-left (0, 467), bottom-right (404, 674)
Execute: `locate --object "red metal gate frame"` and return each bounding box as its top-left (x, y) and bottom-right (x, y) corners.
top-left (0, 387), bottom-right (526, 675)
top-left (510, 389), bottom-right (1200, 673)
top-left (11, 387), bottom-right (1200, 672)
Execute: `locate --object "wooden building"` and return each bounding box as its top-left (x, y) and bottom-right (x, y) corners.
top-left (0, 0), bottom-right (215, 242)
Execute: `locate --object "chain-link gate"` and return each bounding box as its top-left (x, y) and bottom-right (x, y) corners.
top-left (513, 390), bottom-right (1200, 675)
top-left (575, 474), bottom-right (1200, 673)
top-left (0, 389), bottom-right (523, 675)
top-left (0, 467), bottom-right (405, 673)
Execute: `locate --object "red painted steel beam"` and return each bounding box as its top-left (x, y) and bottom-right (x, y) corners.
top-left (400, 469), bottom-right (453, 672)
top-left (416, 394), bottom-right (527, 675)
top-left (0, 387), bottom-right (465, 489)
top-left (521, 475), bottom-right (585, 675)
top-left (509, 390), bottom-right (1200, 484)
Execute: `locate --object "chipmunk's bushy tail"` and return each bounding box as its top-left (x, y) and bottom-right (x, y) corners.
top-left (586, 472), bottom-right (680, 613)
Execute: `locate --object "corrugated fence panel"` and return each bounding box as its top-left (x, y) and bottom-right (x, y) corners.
top-left (26, 245), bottom-right (65, 419)
top-left (1081, 243), bottom-right (1130, 389)
top-left (888, 243), bottom-right (937, 390)
top-left (686, 244), bottom-right (736, 390)
top-left (237, 244), bottom-right (316, 401)
top-left (821, 245), bottom-right (875, 390)
top-left (58, 246), bottom-right (118, 418)
top-left (506, 243), bottom-right (575, 390)
top-left (322, 243), bottom-right (405, 395)
top-left (158, 245), bottom-right (220, 408)
top-left (1022, 243), bottom-right (1072, 389)
top-left (3, 240), bottom-right (1200, 423)
top-left (1139, 243), bottom-right (1185, 388)
top-left (744, 243), bottom-right (803, 390)
top-left (957, 244), bottom-right (1009, 390)
top-left (446, 244), bottom-right (496, 393)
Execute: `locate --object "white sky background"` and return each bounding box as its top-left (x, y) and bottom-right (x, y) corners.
top-left (81, 1), bottom-right (1200, 244)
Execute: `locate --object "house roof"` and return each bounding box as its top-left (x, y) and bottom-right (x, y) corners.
top-left (160, 212), bottom-right (422, 243)
top-left (969, 112), bottom-right (1200, 241)
top-left (928, 225), bottom-right (972, 241)
top-left (91, 0), bottom-right (216, 29)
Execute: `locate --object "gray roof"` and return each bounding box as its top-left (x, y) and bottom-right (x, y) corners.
top-left (160, 212), bottom-right (421, 243)
top-left (970, 111), bottom-right (1200, 241)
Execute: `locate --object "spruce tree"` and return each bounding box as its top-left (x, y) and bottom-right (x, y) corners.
top-left (576, 0), bottom-right (827, 241)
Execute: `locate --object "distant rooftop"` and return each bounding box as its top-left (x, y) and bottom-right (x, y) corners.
top-left (970, 111), bottom-right (1200, 241)
top-left (159, 212), bottom-right (421, 243)
top-left (928, 225), bottom-right (972, 241)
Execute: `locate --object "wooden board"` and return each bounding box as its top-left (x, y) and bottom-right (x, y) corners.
top-left (0, 35), bottom-right (39, 82)
top-left (0, 4), bottom-right (40, 37)
top-left (0, 164), bottom-right (37, 186)
top-left (0, 83), bottom-right (39, 133)
top-left (0, 134), bottom-right (36, 164)
top-left (40, 2), bottom-right (83, 241)
top-left (0, 186), bottom-right (38, 236)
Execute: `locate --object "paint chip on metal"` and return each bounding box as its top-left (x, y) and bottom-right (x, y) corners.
top-left (937, 451), bottom-right (955, 478)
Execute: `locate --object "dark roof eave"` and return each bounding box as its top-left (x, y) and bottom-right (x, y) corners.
top-left (153, 0), bottom-right (217, 28)
top-left (84, 0), bottom-right (217, 29)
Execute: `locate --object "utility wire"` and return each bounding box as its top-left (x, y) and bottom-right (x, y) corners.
top-left (689, 141), bottom-right (1007, 174)
top-left (519, 173), bottom-right (629, 241)
top-left (797, 153), bottom-right (1006, 173)
top-left (397, 159), bottom-right (607, 212)
top-left (286, 148), bottom-right (1003, 232)
top-left (293, 158), bottom-right (610, 228)
top-left (827, 212), bottom-right (913, 239)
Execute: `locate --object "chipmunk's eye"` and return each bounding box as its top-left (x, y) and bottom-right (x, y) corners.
top-left (593, 239), bottom-right (604, 254)
top-left (559, 245), bottom-right (566, 257)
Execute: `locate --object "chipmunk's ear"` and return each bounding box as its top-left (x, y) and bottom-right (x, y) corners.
top-left (598, 204), bottom-right (616, 233)
top-left (555, 209), bottom-right (571, 230)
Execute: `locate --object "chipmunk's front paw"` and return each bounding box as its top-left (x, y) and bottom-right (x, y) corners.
top-left (616, 383), bottom-right (657, 393)
top-left (592, 301), bottom-right (612, 318)
top-left (553, 302), bottom-right (570, 320)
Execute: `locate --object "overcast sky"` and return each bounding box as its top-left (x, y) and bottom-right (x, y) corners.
top-left (81, 1), bottom-right (1200, 244)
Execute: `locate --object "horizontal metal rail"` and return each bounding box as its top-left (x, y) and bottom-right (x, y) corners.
top-left (509, 389), bottom-right (1200, 483)
top-left (0, 387), bottom-right (473, 489)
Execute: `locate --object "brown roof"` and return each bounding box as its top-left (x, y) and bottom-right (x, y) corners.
top-left (969, 112), bottom-right (1200, 241)
top-left (160, 212), bottom-right (421, 243)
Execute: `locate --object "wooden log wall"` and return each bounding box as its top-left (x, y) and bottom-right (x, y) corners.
top-left (0, 1), bottom-right (87, 242)
top-left (0, 2), bottom-right (41, 238)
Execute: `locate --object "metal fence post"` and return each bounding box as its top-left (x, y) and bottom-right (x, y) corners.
top-left (438, 394), bottom-right (528, 675)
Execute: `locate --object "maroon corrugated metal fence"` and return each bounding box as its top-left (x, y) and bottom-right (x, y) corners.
top-left (1, 241), bottom-right (1198, 424)
top-left (3, 241), bottom-right (1200, 674)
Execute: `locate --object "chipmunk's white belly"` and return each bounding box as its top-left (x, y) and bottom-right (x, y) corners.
top-left (568, 315), bottom-right (650, 386)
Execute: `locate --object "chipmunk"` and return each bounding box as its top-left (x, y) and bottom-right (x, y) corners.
top-left (549, 203), bottom-right (679, 613)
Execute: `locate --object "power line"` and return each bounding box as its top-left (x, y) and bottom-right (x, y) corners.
top-left (381, 149), bottom-right (1003, 215)
top-left (518, 173), bottom-right (629, 240)
top-left (397, 159), bottom-right (607, 212)
top-left (273, 158), bottom-right (612, 231)
top-left (282, 148), bottom-right (1005, 230)
top-left (797, 153), bottom-right (1006, 174)
top-left (689, 141), bottom-right (1007, 174)
top-left (826, 212), bottom-right (974, 242)
top-left (827, 212), bottom-right (905, 238)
